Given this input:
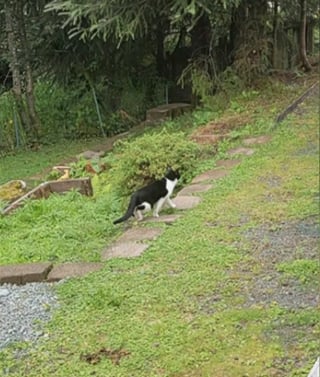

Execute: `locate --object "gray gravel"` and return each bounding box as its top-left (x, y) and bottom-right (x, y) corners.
top-left (240, 216), bottom-right (319, 309)
top-left (0, 282), bottom-right (59, 350)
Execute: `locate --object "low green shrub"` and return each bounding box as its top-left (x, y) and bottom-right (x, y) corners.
top-left (103, 129), bottom-right (200, 195)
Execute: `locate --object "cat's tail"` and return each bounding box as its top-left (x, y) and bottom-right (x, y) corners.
top-left (113, 195), bottom-right (137, 225)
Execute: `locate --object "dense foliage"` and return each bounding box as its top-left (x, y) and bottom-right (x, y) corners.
top-left (0, 0), bottom-right (318, 151)
top-left (104, 130), bottom-right (200, 195)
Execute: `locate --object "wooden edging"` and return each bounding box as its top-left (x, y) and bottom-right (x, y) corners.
top-left (275, 81), bottom-right (319, 124)
top-left (2, 178), bottom-right (93, 215)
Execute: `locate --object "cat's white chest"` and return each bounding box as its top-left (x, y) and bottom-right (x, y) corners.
top-left (165, 178), bottom-right (177, 196)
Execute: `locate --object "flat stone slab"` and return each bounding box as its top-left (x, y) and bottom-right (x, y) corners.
top-left (173, 195), bottom-right (201, 210)
top-left (227, 147), bottom-right (255, 156)
top-left (117, 227), bottom-right (163, 243)
top-left (144, 214), bottom-right (181, 224)
top-left (215, 159), bottom-right (241, 169)
top-left (47, 262), bottom-right (103, 282)
top-left (146, 103), bottom-right (192, 122)
top-left (192, 169), bottom-right (229, 184)
top-left (101, 242), bottom-right (149, 260)
top-left (0, 263), bottom-right (53, 285)
top-left (177, 184), bottom-right (212, 196)
top-left (243, 135), bottom-right (272, 145)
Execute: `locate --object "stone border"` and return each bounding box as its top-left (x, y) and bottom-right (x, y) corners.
top-left (0, 262), bottom-right (103, 285)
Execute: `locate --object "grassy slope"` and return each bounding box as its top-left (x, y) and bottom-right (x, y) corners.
top-left (0, 77), bottom-right (317, 265)
top-left (0, 83), bottom-right (319, 376)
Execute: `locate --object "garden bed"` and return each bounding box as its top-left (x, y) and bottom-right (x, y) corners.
top-left (2, 178), bottom-right (93, 215)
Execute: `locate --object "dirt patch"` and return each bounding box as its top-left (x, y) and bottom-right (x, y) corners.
top-left (239, 216), bottom-right (319, 309)
top-left (294, 141), bottom-right (319, 156)
top-left (258, 174), bottom-right (283, 188)
top-left (80, 347), bottom-right (130, 365)
top-left (199, 217), bottom-right (319, 314)
top-left (244, 216), bottom-right (319, 264)
top-left (191, 115), bottom-right (251, 145)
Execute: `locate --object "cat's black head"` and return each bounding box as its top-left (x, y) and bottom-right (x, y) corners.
top-left (165, 167), bottom-right (180, 180)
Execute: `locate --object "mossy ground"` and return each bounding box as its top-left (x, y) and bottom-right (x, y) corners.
top-left (0, 80), bottom-right (319, 376)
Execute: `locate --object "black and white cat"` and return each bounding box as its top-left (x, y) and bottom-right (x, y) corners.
top-left (113, 168), bottom-right (180, 224)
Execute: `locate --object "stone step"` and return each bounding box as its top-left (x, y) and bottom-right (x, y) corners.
top-left (117, 227), bottom-right (163, 243)
top-left (101, 242), bottom-right (149, 260)
top-left (242, 135), bottom-right (272, 145)
top-left (177, 184), bottom-right (213, 196)
top-left (101, 226), bottom-right (164, 261)
top-left (192, 169), bottom-right (229, 184)
top-left (173, 195), bottom-right (201, 210)
top-left (47, 262), bottom-right (103, 282)
top-left (0, 263), bottom-right (53, 285)
top-left (215, 159), bottom-right (241, 169)
top-left (144, 214), bottom-right (181, 224)
top-left (227, 147), bottom-right (255, 156)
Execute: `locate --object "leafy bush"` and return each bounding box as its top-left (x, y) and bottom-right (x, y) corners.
top-left (105, 110), bottom-right (136, 136)
top-left (35, 81), bottom-right (102, 140)
top-left (103, 129), bottom-right (200, 195)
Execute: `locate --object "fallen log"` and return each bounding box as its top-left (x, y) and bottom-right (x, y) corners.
top-left (275, 81), bottom-right (319, 124)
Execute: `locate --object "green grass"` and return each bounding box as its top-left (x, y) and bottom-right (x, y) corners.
top-left (0, 79), bottom-right (319, 377)
top-left (0, 139), bottom-right (107, 185)
top-left (276, 260), bottom-right (319, 283)
top-left (0, 75), bottom-right (314, 186)
top-left (0, 190), bottom-right (122, 263)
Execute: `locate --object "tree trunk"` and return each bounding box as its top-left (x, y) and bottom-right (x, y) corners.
top-left (299, 0), bottom-right (312, 71)
top-left (155, 23), bottom-right (166, 78)
top-left (229, 1), bottom-right (248, 63)
top-left (190, 13), bottom-right (211, 58)
top-left (4, 0), bottom-right (30, 132)
top-left (306, 23), bottom-right (314, 54)
top-left (272, 0), bottom-right (279, 68)
top-left (16, 0), bottom-right (40, 137)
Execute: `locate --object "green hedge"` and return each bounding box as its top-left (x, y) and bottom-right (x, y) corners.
top-left (104, 129), bottom-right (200, 196)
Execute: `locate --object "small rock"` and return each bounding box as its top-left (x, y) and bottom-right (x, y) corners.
top-left (0, 288), bottom-right (10, 297)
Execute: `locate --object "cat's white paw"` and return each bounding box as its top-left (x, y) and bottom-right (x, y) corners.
top-left (171, 203), bottom-right (176, 208)
top-left (153, 213), bottom-right (160, 218)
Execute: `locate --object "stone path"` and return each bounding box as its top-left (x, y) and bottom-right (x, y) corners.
top-left (96, 134), bottom-right (271, 263)
top-left (0, 134), bottom-right (272, 285)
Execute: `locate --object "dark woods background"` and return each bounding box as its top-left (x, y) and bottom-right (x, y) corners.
top-left (0, 0), bottom-right (319, 152)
